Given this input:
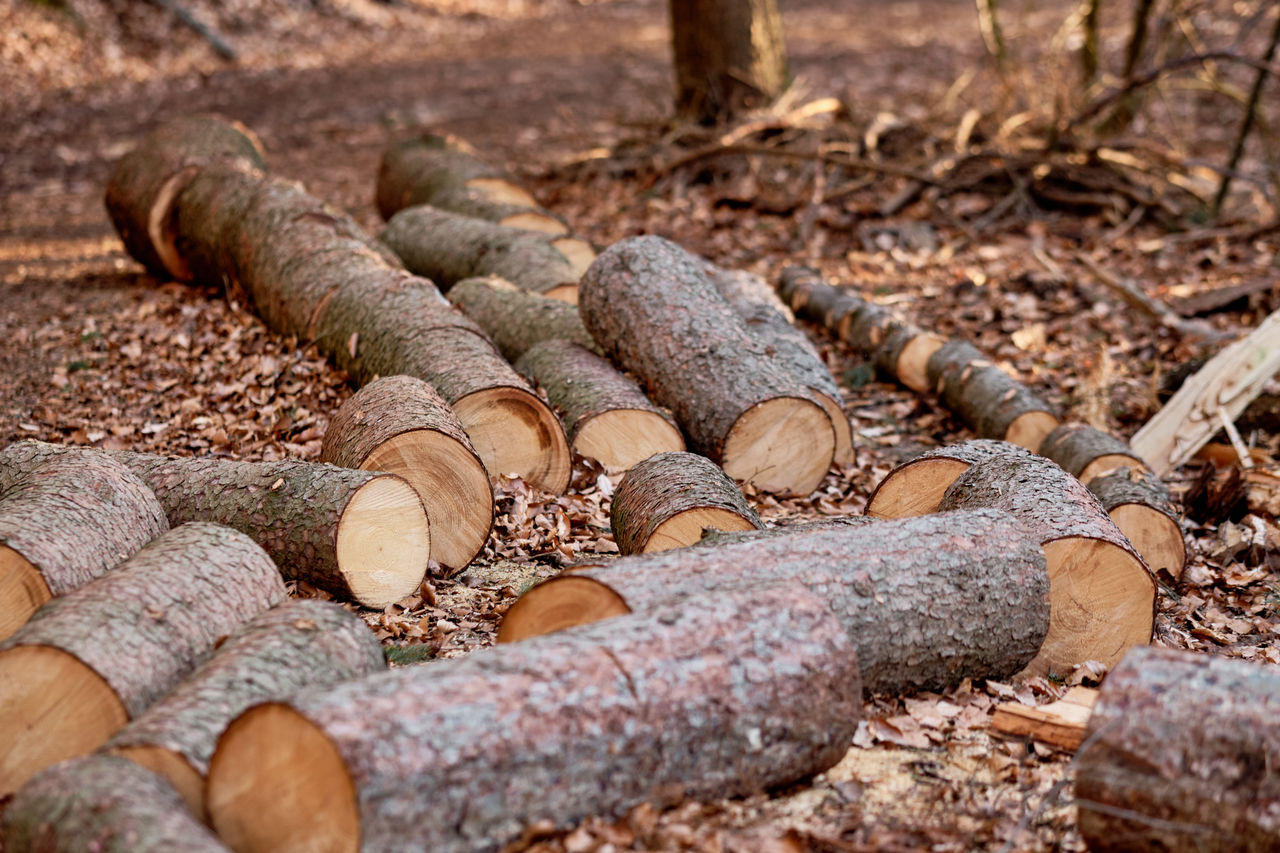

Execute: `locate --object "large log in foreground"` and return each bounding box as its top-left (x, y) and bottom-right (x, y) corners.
top-left (864, 439), bottom-right (1031, 518)
top-left (1075, 646), bottom-right (1280, 852)
top-left (580, 236), bottom-right (836, 494)
top-left (206, 587), bottom-right (861, 853)
top-left (927, 339), bottom-right (1061, 450)
top-left (0, 523), bottom-right (284, 796)
top-left (500, 508), bottom-right (1048, 694)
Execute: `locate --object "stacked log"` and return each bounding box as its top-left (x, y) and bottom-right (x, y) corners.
top-left (927, 339), bottom-right (1060, 450)
top-left (499, 508), bottom-right (1049, 695)
top-left (580, 236), bottom-right (836, 494)
top-left (864, 439), bottom-right (1030, 518)
top-left (1038, 422), bottom-right (1147, 483)
top-left (206, 587), bottom-right (860, 853)
top-left (0, 523), bottom-right (284, 796)
top-left (448, 276), bottom-right (600, 362)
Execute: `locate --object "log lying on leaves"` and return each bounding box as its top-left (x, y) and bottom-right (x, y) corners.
top-left (1087, 466), bottom-right (1186, 578)
top-left (1075, 646), bottom-right (1280, 852)
top-left (516, 340), bottom-right (685, 469)
top-left (206, 587), bottom-right (860, 853)
top-left (321, 375), bottom-right (492, 575)
top-left (937, 454), bottom-right (1154, 677)
top-left (580, 237), bottom-right (836, 494)
top-left (103, 599), bottom-right (385, 817)
top-left (448, 276), bottom-right (600, 362)
top-left (1038, 422), bottom-right (1148, 483)
top-left (3, 755), bottom-right (231, 853)
top-left (501, 508), bottom-right (1048, 694)
top-left (610, 451), bottom-right (761, 554)
top-left (927, 339), bottom-right (1060, 450)
top-left (0, 523), bottom-right (284, 796)
top-left (0, 446), bottom-right (168, 641)
top-left (864, 439), bottom-right (1030, 519)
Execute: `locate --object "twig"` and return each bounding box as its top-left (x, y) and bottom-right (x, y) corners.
top-left (1213, 8), bottom-right (1280, 216)
top-left (152, 0), bottom-right (237, 61)
top-left (1074, 252), bottom-right (1226, 341)
top-left (976, 0), bottom-right (1008, 70)
top-left (1080, 0), bottom-right (1102, 87)
top-left (1218, 406), bottom-right (1255, 471)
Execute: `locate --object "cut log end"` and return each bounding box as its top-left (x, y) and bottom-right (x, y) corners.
top-left (572, 410), bottom-right (686, 470)
top-left (864, 457), bottom-right (970, 519)
top-left (466, 177), bottom-right (538, 209)
top-left (498, 211), bottom-right (568, 236)
top-left (1005, 411), bottom-right (1061, 451)
top-left (550, 237), bottom-right (597, 278)
top-left (207, 703), bottom-right (358, 853)
top-left (109, 744), bottom-right (205, 818)
top-left (543, 283), bottom-right (579, 304)
top-left (895, 332), bottom-right (946, 393)
top-left (1079, 453), bottom-right (1148, 484)
top-left (1109, 503), bottom-right (1186, 579)
top-left (495, 575), bottom-right (629, 644)
top-left (0, 645), bottom-right (129, 796)
top-left (334, 476), bottom-right (432, 608)
top-left (148, 165), bottom-right (199, 280)
top-left (0, 547), bottom-right (52, 642)
top-left (645, 507), bottom-right (760, 553)
top-left (722, 397), bottom-right (834, 495)
top-left (815, 392), bottom-right (854, 467)
top-left (452, 387), bottom-right (572, 494)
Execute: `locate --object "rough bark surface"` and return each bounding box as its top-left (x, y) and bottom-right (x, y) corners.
top-left (777, 265), bottom-right (865, 332)
top-left (209, 587), bottom-right (860, 853)
top-left (864, 438), bottom-right (1031, 518)
top-left (610, 451), bottom-right (762, 554)
top-left (2, 755), bottom-right (231, 853)
top-left (671, 0), bottom-right (789, 122)
top-left (927, 339), bottom-right (1060, 447)
top-left (448, 276), bottom-right (599, 362)
top-left (1075, 646), bottom-right (1280, 852)
top-left (692, 515), bottom-right (876, 547)
top-left (1088, 466), bottom-right (1177, 519)
top-left (1039, 422), bottom-right (1147, 478)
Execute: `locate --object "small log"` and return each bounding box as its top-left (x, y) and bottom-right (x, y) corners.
top-left (0, 523), bottom-right (284, 796)
top-left (937, 454), bottom-right (1154, 677)
top-left (2, 755), bottom-right (231, 852)
top-left (610, 451), bottom-right (762, 554)
top-left (500, 508), bottom-right (1048, 695)
top-left (515, 340), bottom-right (685, 470)
top-left (1088, 466), bottom-right (1187, 578)
top-left (103, 599), bottom-right (385, 818)
top-left (1075, 646), bottom-right (1280, 851)
top-left (0, 445), bottom-right (168, 640)
top-left (927, 339), bottom-right (1060, 450)
top-left (206, 587), bottom-right (861, 853)
top-left (321, 375), bottom-right (492, 575)
top-left (989, 686), bottom-right (1096, 751)
top-left (864, 439), bottom-right (1030, 518)
top-left (381, 205), bottom-right (582, 302)
top-left (580, 236), bottom-right (835, 494)
top-left (1038, 422), bottom-right (1148, 483)
top-left (447, 276), bottom-right (600, 362)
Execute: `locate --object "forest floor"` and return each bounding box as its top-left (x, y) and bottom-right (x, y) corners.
top-left (2, 0), bottom-right (1279, 850)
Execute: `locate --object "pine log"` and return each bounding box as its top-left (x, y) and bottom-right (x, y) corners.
top-left (1088, 466), bottom-right (1187, 578)
top-left (447, 276), bottom-right (600, 362)
top-left (321, 375), bottom-right (492, 575)
top-left (927, 339), bottom-right (1061, 449)
top-left (864, 439), bottom-right (1031, 518)
top-left (2, 755), bottom-right (231, 852)
top-left (1075, 646), bottom-right (1280, 852)
top-left (500, 508), bottom-right (1048, 694)
top-left (701, 514), bottom-right (877, 543)
top-left (103, 599), bottom-right (385, 818)
top-left (1038, 422), bottom-right (1149, 482)
top-left (705, 263), bottom-right (853, 465)
top-left (381, 205), bottom-right (582, 302)
top-left (516, 340), bottom-right (686, 469)
top-left (104, 114), bottom-right (265, 280)
top-left (206, 587), bottom-right (860, 853)
top-left (580, 236), bottom-right (835, 494)
top-left (0, 445), bottom-right (168, 641)
top-left (937, 454), bottom-right (1154, 678)
top-left (0, 523), bottom-right (284, 796)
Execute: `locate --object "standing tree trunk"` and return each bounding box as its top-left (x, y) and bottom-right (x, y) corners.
top-left (670, 0), bottom-right (789, 123)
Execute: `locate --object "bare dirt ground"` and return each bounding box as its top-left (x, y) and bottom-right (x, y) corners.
top-left (2, 0), bottom-right (1278, 850)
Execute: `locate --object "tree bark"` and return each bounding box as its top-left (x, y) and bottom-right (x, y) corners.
top-left (207, 586), bottom-right (861, 853)
top-left (1038, 422), bottom-right (1149, 483)
top-left (927, 339), bottom-right (1060, 450)
top-left (0, 523), bottom-right (285, 796)
top-left (515, 340), bottom-right (685, 470)
top-left (448, 276), bottom-right (600, 362)
top-left (321, 374), bottom-right (492, 575)
top-left (670, 0), bottom-right (789, 123)
top-left (610, 451), bottom-right (762, 554)
top-left (1075, 646), bottom-right (1280, 852)
top-left (1087, 466), bottom-right (1186, 579)
top-left (3, 755), bottom-right (231, 853)
top-left (865, 438), bottom-right (1030, 518)
top-left (579, 236), bottom-right (835, 494)
top-left (501, 508), bottom-right (1048, 695)
top-left (937, 454), bottom-right (1154, 677)
top-left (103, 599), bottom-right (385, 818)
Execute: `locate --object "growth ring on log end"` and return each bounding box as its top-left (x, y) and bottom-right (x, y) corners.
top-left (496, 574), bottom-right (628, 643)
top-left (865, 439), bottom-right (1031, 519)
top-left (721, 396), bottom-right (835, 495)
top-left (330, 474), bottom-right (432, 607)
top-left (451, 385), bottom-right (572, 494)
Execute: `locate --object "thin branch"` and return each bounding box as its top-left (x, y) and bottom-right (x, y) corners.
top-left (1213, 9), bottom-right (1280, 216)
top-left (1074, 252), bottom-right (1227, 341)
top-left (152, 0), bottom-right (237, 60)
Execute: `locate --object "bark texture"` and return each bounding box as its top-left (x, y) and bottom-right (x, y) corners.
top-left (1088, 466), bottom-right (1177, 519)
top-left (209, 587), bottom-right (860, 853)
top-left (1039, 422), bottom-right (1147, 478)
top-left (448, 276), bottom-right (599, 362)
top-left (927, 339), bottom-right (1059, 447)
top-left (777, 265), bottom-right (865, 333)
top-left (610, 451), bottom-right (762, 554)
top-left (1076, 646), bottom-right (1280, 852)
top-left (671, 0), bottom-right (789, 123)
top-left (864, 438), bottom-right (1031, 518)
top-left (692, 515), bottom-right (876, 547)
top-left (2, 755), bottom-right (231, 853)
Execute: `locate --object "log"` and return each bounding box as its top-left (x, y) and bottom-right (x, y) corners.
top-left (1038, 422), bottom-right (1148, 483)
top-left (102, 599), bottom-right (385, 818)
top-left (515, 340), bottom-right (685, 469)
top-left (104, 114), bottom-right (265, 280)
top-left (447, 276), bottom-right (600, 362)
top-left (0, 445), bottom-right (168, 641)
top-left (2, 755), bottom-right (231, 852)
top-left (610, 451), bottom-right (761, 554)
top-left (937, 454), bottom-right (1154, 677)
top-left (321, 375), bottom-right (492, 575)
top-left (580, 236), bottom-right (835, 494)
top-left (500, 508), bottom-right (1048, 695)
top-left (206, 586), bottom-right (861, 853)
top-left (0, 522), bottom-right (285, 796)
top-left (1075, 646), bottom-right (1280, 851)
top-left (864, 439), bottom-right (1031, 519)
top-left (1087, 466), bottom-right (1187, 578)
top-left (927, 339), bottom-right (1061, 450)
